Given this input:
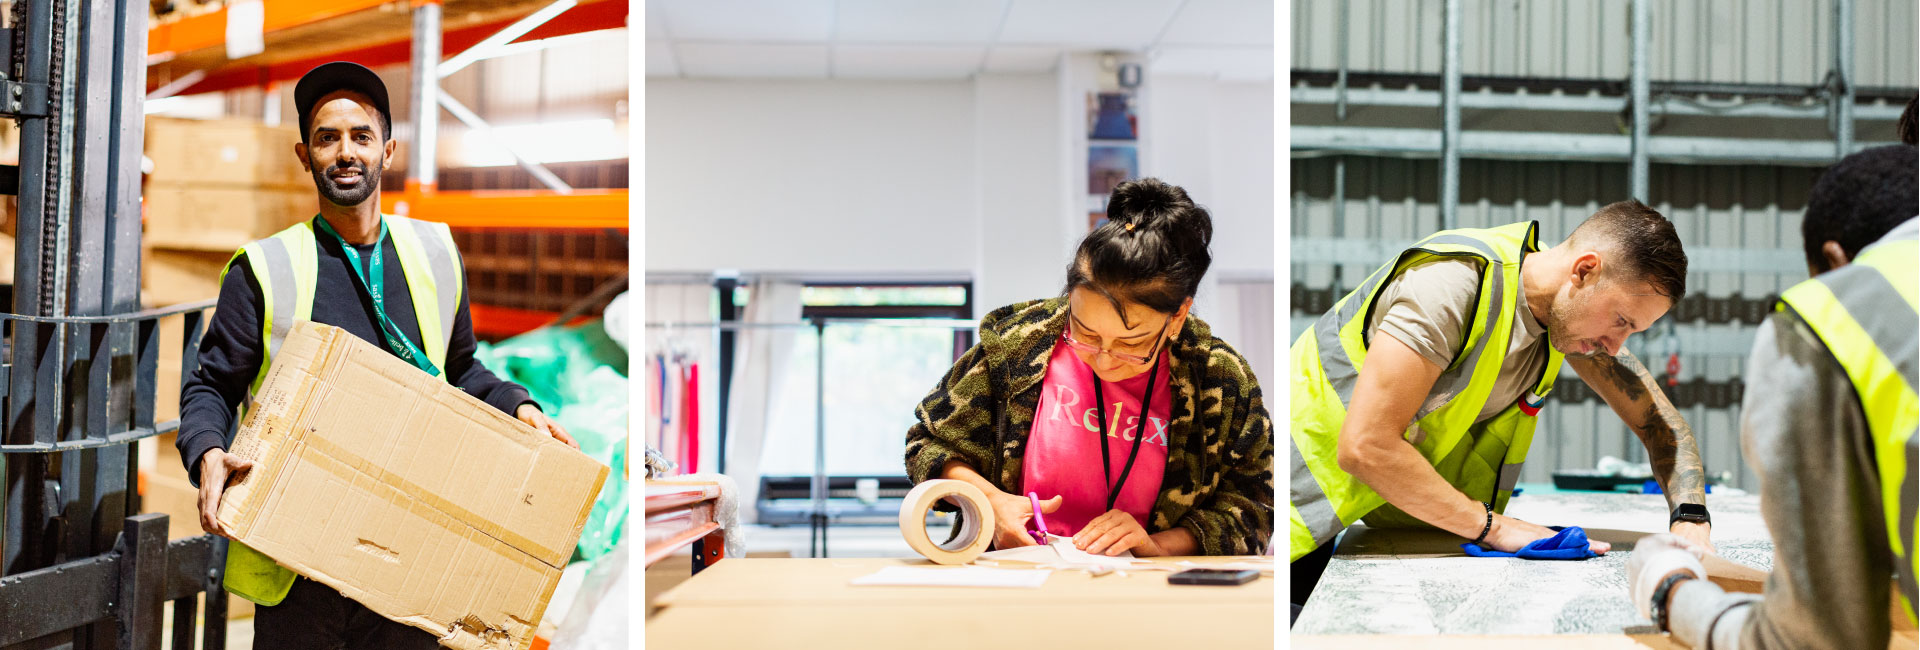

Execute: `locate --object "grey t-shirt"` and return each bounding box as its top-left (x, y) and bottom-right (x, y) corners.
top-left (1364, 257), bottom-right (1552, 429)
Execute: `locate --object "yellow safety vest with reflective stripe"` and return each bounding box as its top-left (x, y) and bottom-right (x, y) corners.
top-left (1775, 227), bottom-right (1918, 622)
top-left (1288, 221), bottom-right (1565, 561)
top-left (215, 214), bottom-right (465, 606)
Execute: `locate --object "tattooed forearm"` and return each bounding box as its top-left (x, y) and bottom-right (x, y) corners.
top-left (1634, 402), bottom-right (1708, 509)
top-left (1572, 349), bottom-right (1708, 509)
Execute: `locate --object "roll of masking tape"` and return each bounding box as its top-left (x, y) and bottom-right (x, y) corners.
top-left (898, 479), bottom-right (995, 565)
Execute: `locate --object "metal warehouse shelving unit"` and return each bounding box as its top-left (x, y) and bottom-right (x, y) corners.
top-left (1289, 0), bottom-right (1914, 491)
top-left (144, 0), bottom-right (631, 337)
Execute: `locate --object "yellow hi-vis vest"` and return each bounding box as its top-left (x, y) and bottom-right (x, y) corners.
top-left (215, 214), bottom-right (464, 606)
top-left (1775, 225), bottom-right (1918, 622)
top-left (1288, 221), bottom-right (1565, 561)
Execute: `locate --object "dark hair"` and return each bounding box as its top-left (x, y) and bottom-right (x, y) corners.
top-left (1064, 178), bottom-right (1213, 324)
top-left (1802, 144), bottom-right (1919, 273)
top-left (1899, 96), bottom-right (1917, 146)
top-left (1568, 199), bottom-right (1688, 301)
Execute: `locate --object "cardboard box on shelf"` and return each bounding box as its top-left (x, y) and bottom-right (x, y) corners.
top-left (145, 118), bottom-right (311, 189)
top-left (143, 247), bottom-right (232, 308)
top-left (143, 185), bottom-right (313, 252)
top-left (216, 321), bottom-right (608, 650)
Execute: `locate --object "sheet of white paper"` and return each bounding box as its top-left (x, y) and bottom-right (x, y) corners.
top-left (976, 537), bottom-right (1144, 570)
top-left (849, 566), bottom-right (1051, 588)
top-left (1048, 539), bottom-right (1142, 568)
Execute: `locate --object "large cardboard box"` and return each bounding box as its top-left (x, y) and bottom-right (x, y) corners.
top-left (145, 117), bottom-right (311, 189)
top-left (143, 184), bottom-right (313, 252)
top-left (215, 321), bottom-right (608, 650)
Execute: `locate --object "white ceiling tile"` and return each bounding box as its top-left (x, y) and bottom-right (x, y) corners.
top-left (997, 0), bottom-right (1183, 48)
top-left (983, 46), bottom-right (1062, 73)
top-left (1158, 0), bottom-right (1273, 47)
top-left (646, 40), bottom-right (680, 77)
top-left (834, 0), bottom-right (1010, 44)
top-left (1148, 46), bottom-right (1274, 81)
top-left (645, 2), bottom-right (669, 39)
top-left (655, 0), bottom-right (835, 42)
top-left (675, 43), bottom-right (831, 79)
top-left (832, 45), bottom-right (986, 79)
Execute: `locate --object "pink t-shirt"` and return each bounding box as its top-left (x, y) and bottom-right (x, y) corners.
top-left (1020, 340), bottom-right (1172, 538)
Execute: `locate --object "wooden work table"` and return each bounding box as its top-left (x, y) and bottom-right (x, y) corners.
top-left (646, 556), bottom-right (1278, 647)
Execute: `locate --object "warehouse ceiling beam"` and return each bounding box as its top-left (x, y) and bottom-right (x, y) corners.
top-left (143, 0), bottom-right (627, 97)
top-left (406, 0), bottom-right (571, 194)
top-left (1290, 126), bottom-right (1898, 167)
top-left (1438, 0), bottom-right (1460, 231)
top-left (408, 0), bottom-right (442, 192)
top-left (146, 0), bottom-right (394, 61)
top-left (434, 93), bottom-right (573, 192)
top-left (1830, 0), bottom-right (1854, 160)
top-left (380, 188), bottom-right (627, 229)
top-left (1289, 87), bottom-right (1910, 121)
top-left (1628, 0), bottom-right (1649, 201)
top-left (436, 0), bottom-right (576, 79)
top-left (143, 68), bottom-right (204, 101)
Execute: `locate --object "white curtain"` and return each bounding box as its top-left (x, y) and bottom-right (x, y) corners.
top-left (723, 278), bottom-right (804, 524)
top-left (1197, 278), bottom-right (1276, 392)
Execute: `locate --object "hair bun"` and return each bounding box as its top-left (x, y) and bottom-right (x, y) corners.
top-left (1108, 178), bottom-right (1187, 231)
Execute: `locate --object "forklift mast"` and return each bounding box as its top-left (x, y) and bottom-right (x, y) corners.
top-left (0, 0), bottom-right (228, 646)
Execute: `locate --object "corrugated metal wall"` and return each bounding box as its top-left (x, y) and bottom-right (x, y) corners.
top-left (1289, 157), bottom-right (1831, 491)
top-left (1292, 0), bottom-right (1917, 88)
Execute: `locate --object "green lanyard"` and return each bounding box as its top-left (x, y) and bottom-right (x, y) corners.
top-left (312, 216), bottom-right (441, 378)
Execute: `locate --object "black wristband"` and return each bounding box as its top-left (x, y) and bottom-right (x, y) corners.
top-left (1651, 571), bottom-right (1697, 633)
top-left (1670, 503), bottom-right (1711, 527)
top-left (1470, 501), bottom-right (1493, 545)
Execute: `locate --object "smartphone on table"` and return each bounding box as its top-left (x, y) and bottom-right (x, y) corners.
top-left (1167, 568), bottom-right (1259, 586)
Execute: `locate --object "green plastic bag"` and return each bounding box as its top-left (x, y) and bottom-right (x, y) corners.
top-left (473, 321), bottom-right (629, 561)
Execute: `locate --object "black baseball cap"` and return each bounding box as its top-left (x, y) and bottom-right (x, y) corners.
top-left (294, 61), bottom-right (392, 142)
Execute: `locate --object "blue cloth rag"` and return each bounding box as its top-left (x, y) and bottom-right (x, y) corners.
top-left (1460, 525), bottom-right (1596, 560)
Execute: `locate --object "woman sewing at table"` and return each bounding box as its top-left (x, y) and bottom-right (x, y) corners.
top-left (905, 178), bottom-right (1274, 557)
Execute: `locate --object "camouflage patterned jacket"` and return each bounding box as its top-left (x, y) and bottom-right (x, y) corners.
top-left (905, 297), bottom-right (1275, 555)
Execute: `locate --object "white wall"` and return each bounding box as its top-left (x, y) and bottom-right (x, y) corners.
top-left (972, 73), bottom-right (1072, 315)
top-left (1143, 74), bottom-right (1277, 279)
top-left (644, 69), bottom-right (1275, 315)
top-left (645, 79), bottom-right (979, 275)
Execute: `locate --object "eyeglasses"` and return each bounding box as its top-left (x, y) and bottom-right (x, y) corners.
top-left (1061, 318), bottom-right (1170, 366)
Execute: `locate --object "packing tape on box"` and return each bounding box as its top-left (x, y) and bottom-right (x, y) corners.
top-left (899, 479), bottom-right (996, 565)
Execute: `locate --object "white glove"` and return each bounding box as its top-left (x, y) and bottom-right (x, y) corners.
top-left (1626, 533), bottom-right (1708, 620)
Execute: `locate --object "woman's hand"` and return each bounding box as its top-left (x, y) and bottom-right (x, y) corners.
top-left (988, 491), bottom-right (1061, 550)
top-left (1074, 509), bottom-right (1159, 557)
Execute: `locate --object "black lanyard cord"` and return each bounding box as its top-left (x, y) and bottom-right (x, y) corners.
top-left (1093, 353), bottom-right (1159, 512)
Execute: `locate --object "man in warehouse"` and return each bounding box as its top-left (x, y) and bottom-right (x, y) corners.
top-left (1626, 143), bottom-right (1918, 649)
top-left (1290, 201), bottom-right (1715, 622)
top-left (176, 61), bottom-right (578, 648)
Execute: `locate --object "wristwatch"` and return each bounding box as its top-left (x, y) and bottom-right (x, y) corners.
top-left (1670, 503), bottom-right (1711, 527)
top-left (1650, 571), bottom-right (1697, 633)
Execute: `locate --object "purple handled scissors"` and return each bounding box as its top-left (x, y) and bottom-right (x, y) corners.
top-left (1026, 492), bottom-right (1050, 545)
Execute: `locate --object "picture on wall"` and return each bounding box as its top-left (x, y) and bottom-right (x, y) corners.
top-left (1088, 145), bottom-right (1138, 195)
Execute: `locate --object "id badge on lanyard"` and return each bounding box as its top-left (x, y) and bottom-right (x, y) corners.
top-left (313, 216), bottom-right (441, 377)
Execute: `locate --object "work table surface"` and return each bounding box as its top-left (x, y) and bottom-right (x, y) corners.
top-left (1294, 491), bottom-right (1774, 636)
top-left (648, 556), bottom-right (1277, 647)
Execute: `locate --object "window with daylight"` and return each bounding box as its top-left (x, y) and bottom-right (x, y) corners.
top-left (757, 283), bottom-right (972, 478)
